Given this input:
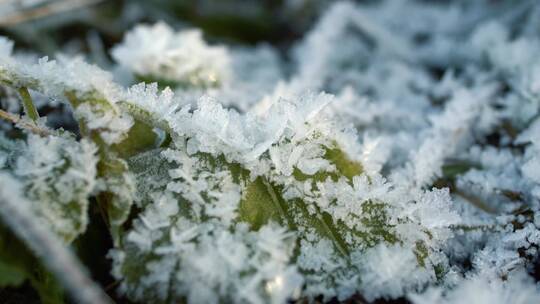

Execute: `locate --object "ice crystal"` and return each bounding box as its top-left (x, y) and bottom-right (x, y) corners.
top-left (409, 269), bottom-right (540, 304)
top-left (109, 83), bottom-right (460, 301)
top-left (112, 22), bottom-right (231, 88)
top-left (1, 134), bottom-right (98, 242)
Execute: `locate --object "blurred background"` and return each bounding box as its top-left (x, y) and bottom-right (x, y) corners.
top-left (0, 0), bottom-right (336, 59)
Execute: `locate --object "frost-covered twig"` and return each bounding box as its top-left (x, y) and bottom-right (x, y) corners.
top-left (0, 109), bottom-right (50, 136)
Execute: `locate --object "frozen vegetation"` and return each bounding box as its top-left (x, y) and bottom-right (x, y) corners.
top-left (1, 0), bottom-right (540, 303)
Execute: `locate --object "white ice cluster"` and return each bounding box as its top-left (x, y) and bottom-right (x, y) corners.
top-left (113, 23), bottom-right (284, 111)
top-left (0, 41), bottom-right (133, 145)
top-left (112, 22), bottom-right (231, 88)
top-left (409, 269), bottom-right (540, 304)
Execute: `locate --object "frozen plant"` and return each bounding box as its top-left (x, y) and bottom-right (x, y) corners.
top-left (112, 22), bottom-right (231, 89)
top-left (1, 1), bottom-right (540, 303)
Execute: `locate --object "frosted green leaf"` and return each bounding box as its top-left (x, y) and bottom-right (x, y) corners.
top-left (64, 92), bottom-right (138, 237)
top-left (2, 134), bottom-right (98, 243)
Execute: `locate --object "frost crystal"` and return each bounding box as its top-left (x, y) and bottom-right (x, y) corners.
top-left (112, 22), bottom-right (231, 88)
top-left (1, 134), bottom-right (98, 242)
top-left (110, 83), bottom-right (460, 301)
top-left (410, 270), bottom-right (540, 304)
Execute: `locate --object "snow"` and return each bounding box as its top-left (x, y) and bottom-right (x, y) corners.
top-left (410, 269), bottom-right (540, 304)
top-left (356, 244), bottom-right (434, 301)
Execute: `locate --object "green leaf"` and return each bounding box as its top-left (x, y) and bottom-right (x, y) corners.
top-left (325, 145), bottom-right (364, 180)
top-left (28, 268), bottom-right (65, 304)
top-left (65, 92), bottom-right (138, 243)
top-left (292, 144), bottom-right (363, 183)
top-left (237, 146), bottom-right (392, 257)
top-left (441, 159), bottom-right (481, 180)
top-left (112, 119), bottom-right (158, 159)
top-left (0, 225), bottom-right (65, 303)
top-left (0, 260), bottom-right (26, 287)
top-left (237, 176), bottom-right (289, 230)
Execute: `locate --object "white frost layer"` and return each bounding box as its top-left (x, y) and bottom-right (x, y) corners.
top-left (112, 22), bottom-right (231, 87)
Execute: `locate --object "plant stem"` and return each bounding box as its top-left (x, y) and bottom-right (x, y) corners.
top-left (454, 188), bottom-right (498, 214)
top-left (18, 87), bottom-right (40, 122)
top-left (0, 109), bottom-right (50, 136)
